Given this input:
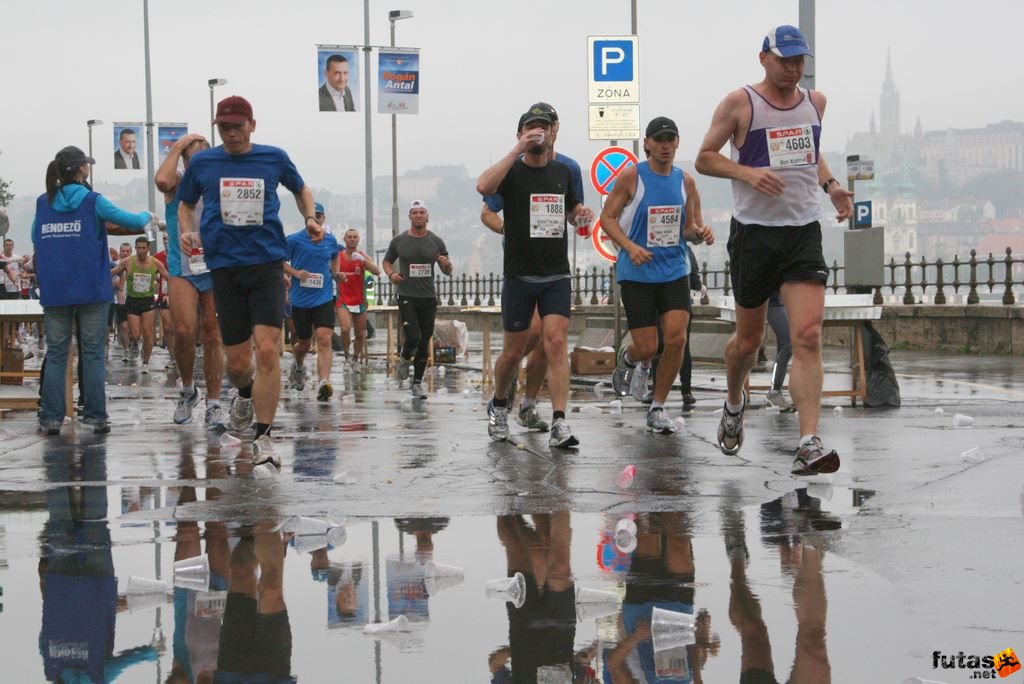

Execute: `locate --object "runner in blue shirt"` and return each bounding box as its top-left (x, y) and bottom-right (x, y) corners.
top-left (177, 95), bottom-right (323, 475)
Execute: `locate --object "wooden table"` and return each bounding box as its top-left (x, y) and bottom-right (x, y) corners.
top-left (714, 294), bottom-right (883, 406)
top-left (461, 306), bottom-right (503, 390)
top-left (0, 300), bottom-right (57, 412)
top-left (367, 305), bottom-right (400, 374)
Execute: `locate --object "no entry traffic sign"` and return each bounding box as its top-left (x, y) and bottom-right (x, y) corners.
top-left (590, 146), bottom-right (638, 197)
top-left (591, 219), bottom-right (620, 264)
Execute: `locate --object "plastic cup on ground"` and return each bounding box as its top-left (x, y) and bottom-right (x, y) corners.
top-left (173, 554), bottom-right (210, 591)
top-left (934, 407), bottom-right (945, 415)
top-left (363, 614), bottom-right (411, 634)
top-left (485, 571), bottom-right (527, 609)
top-left (575, 586), bottom-right (620, 622)
top-left (126, 575), bottom-right (170, 596)
top-left (650, 606), bottom-right (697, 652)
top-left (126, 591), bottom-right (168, 612)
top-left (833, 405), bottom-right (843, 416)
top-left (423, 561), bottom-right (465, 595)
top-left (326, 525), bottom-right (348, 547)
top-left (219, 433), bottom-right (241, 448)
top-left (952, 413), bottom-right (974, 428)
top-left (961, 446), bottom-right (984, 463)
top-left (332, 470), bottom-right (355, 485)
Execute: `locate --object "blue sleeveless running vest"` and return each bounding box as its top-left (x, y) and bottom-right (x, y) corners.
top-left (34, 192), bottom-right (112, 307)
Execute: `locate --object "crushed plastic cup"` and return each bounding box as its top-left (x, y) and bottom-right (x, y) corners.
top-left (326, 525), bottom-right (348, 547)
top-left (126, 575), bottom-right (170, 596)
top-left (219, 433), bottom-right (242, 448)
top-left (650, 606), bottom-right (697, 652)
top-left (332, 471), bottom-right (355, 485)
top-left (952, 413), bottom-right (974, 428)
top-left (614, 518), bottom-right (638, 553)
top-left (934, 407), bottom-right (945, 415)
top-left (437, 366), bottom-right (446, 377)
top-left (960, 446), bottom-right (984, 463)
top-left (833, 406), bottom-right (844, 416)
top-left (593, 382), bottom-right (606, 399)
top-left (462, 389), bottom-right (471, 397)
top-left (363, 614), bottom-right (411, 634)
top-left (575, 586), bottom-right (620, 622)
top-left (806, 482), bottom-right (834, 501)
top-left (341, 394), bottom-right (356, 403)
top-left (673, 416), bottom-right (686, 429)
top-left (485, 571), bottom-right (527, 609)
top-left (616, 464), bottom-right (638, 489)
top-left (252, 463), bottom-right (279, 479)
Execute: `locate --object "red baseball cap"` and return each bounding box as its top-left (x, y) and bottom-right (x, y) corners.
top-left (213, 96), bottom-right (253, 124)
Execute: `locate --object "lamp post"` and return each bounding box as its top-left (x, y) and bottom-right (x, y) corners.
top-left (86, 119), bottom-right (103, 186)
top-left (388, 10), bottom-right (414, 239)
top-left (208, 78), bottom-right (227, 144)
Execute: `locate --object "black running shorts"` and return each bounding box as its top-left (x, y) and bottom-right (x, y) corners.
top-left (728, 219), bottom-right (828, 309)
top-left (211, 261), bottom-right (286, 346)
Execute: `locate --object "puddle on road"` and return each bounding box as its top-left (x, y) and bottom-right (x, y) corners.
top-left (0, 451), bottom-right (937, 683)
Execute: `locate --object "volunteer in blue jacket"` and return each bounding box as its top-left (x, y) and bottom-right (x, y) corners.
top-left (602, 117), bottom-right (714, 435)
top-left (32, 146), bottom-right (153, 435)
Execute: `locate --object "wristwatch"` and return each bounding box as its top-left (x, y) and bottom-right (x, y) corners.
top-left (821, 178), bottom-right (838, 194)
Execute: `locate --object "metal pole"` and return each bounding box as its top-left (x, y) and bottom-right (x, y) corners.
top-left (630, 0), bottom-right (639, 160)
top-left (363, 0), bottom-right (375, 258)
top-left (799, 0), bottom-right (816, 90)
top-left (390, 20), bottom-right (400, 239)
top-left (209, 86), bottom-right (216, 144)
top-left (87, 126), bottom-right (94, 187)
top-left (142, 0), bottom-right (156, 215)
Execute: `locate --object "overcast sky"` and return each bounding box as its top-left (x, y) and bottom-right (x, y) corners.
top-left (2, 0), bottom-right (1021, 211)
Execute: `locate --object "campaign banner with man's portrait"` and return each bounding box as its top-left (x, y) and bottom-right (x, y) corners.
top-left (112, 123), bottom-right (144, 170)
top-left (157, 124), bottom-right (188, 165)
top-left (317, 46), bottom-right (361, 113)
top-left (378, 48), bottom-right (420, 115)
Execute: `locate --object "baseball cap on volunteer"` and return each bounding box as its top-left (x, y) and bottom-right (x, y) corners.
top-left (409, 200), bottom-right (428, 211)
top-left (213, 96), bottom-right (254, 124)
top-left (762, 25), bottom-right (813, 58)
top-left (54, 146), bottom-right (96, 173)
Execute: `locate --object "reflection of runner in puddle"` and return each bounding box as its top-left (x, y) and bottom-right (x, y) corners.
top-left (603, 511), bottom-right (719, 683)
top-left (168, 441), bottom-right (232, 683)
top-left (213, 522), bottom-right (294, 682)
top-left (491, 512), bottom-right (577, 682)
top-left (722, 486), bottom-right (835, 683)
top-left (38, 443), bottom-right (159, 682)
top-left (326, 561), bottom-right (368, 628)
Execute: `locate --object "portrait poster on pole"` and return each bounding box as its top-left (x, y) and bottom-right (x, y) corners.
top-left (157, 124), bottom-right (188, 165)
top-left (317, 45), bottom-right (361, 113)
top-left (112, 122), bottom-right (144, 170)
top-left (378, 48), bottom-right (420, 114)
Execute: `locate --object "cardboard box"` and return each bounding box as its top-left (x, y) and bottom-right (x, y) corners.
top-left (571, 349), bottom-right (616, 375)
top-left (434, 346), bottom-right (456, 364)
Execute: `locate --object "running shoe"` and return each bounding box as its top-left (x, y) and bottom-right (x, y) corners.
top-left (682, 392), bottom-right (697, 407)
top-left (141, 363), bottom-right (150, 375)
top-left (78, 417), bottom-right (111, 434)
top-left (317, 381), bottom-right (333, 402)
top-left (548, 418), bottom-right (579, 448)
top-left (646, 408), bottom-right (676, 435)
top-left (517, 404), bottom-right (549, 432)
top-left (629, 363), bottom-right (650, 401)
top-left (229, 395), bottom-right (254, 432)
top-left (396, 357), bottom-right (411, 381)
top-left (205, 404), bottom-right (225, 429)
top-left (791, 436), bottom-right (841, 476)
top-left (289, 361), bottom-right (306, 391)
top-left (610, 347), bottom-right (633, 397)
top-left (122, 349), bottom-right (130, 364)
top-left (252, 435), bottom-right (281, 477)
top-left (173, 386), bottom-right (200, 424)
top-left (766, 389), bottom-right (796, 412)
top-left (410, 382), bottom-right (427, 400)
top-left (488, 405), bottom-right (510, 441)
top-left (717, 390), bottom-right (747, 455)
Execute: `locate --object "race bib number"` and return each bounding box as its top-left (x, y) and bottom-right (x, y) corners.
top-left (132, 272), bottom-right (152, 293)
top-left (345, 303), bottom-right (363, 314)
top-left (529, 193), bottom-right (565, 238)
top-left (766, 125), bottom-right (816, 168)
top-left (220, 178), bottom-right (265, 226)
top-left (654, 646), bottom-right (690, 679)
top-left (300, 273), bottom-right (324, 289)
top-left (188, 251), bottom-right (208, 275)
top-left (408, 263), bottom-right (431, 278)
top-left (647, 205), bottom-right (682, 247)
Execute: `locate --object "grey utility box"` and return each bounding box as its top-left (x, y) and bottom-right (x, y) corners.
top-left (844, 225), bottom-right (885, 288)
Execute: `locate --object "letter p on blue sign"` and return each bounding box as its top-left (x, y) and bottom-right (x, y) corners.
top-left (594, 40), bottom-right (633, 80)
top-left (854, 200), bottom-right (872, 228)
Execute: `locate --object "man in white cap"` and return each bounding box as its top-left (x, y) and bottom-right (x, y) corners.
top-left (381, 200), bottom-right (452, 399)
top-left (695, 25), bottom-right (853, 474)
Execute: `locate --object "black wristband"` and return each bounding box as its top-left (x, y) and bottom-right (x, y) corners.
top-left (822, 178), bottom-right (838, 194)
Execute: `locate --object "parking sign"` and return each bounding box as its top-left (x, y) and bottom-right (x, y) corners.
top-left (588, 36), bottom-right (639, 104)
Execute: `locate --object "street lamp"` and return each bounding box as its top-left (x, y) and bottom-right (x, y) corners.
top-left (388, 9), bottom-right (413, 238)
top-left (86, 119), bottom-right (103, 186)
top-left (208, 78), bottom-right (227, 144)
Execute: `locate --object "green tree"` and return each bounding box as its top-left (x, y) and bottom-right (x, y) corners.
top-left (0, 177), bottom-right (13, 207)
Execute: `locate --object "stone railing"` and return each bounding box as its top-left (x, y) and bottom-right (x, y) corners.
top-left (375, 247), bottom-right (1023, 307)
